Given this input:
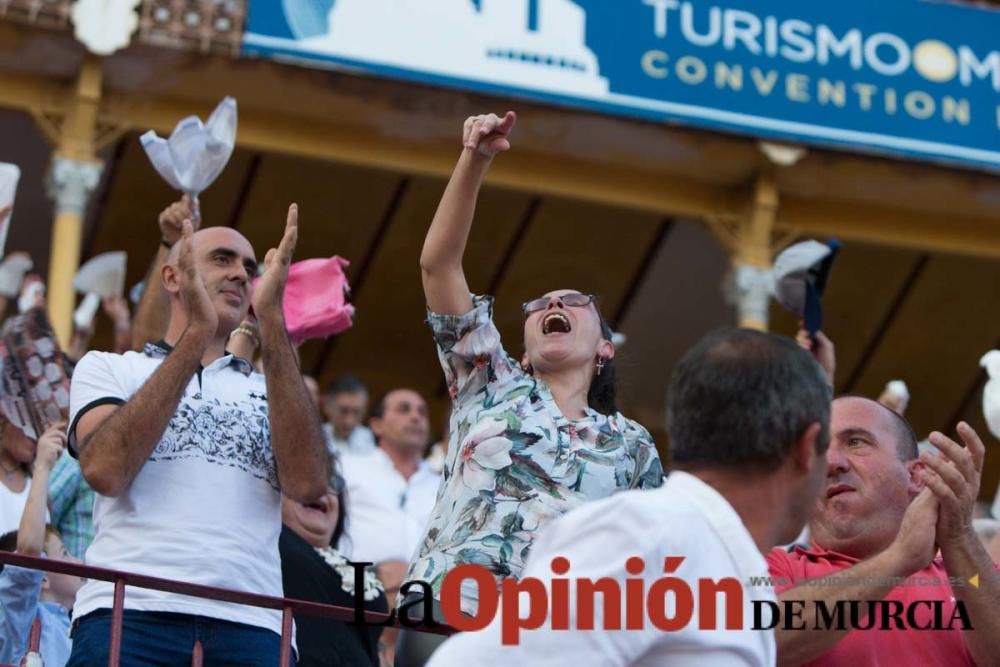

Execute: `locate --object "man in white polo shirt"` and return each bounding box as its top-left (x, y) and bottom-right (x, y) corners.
top-left (66, 205), bottom-right (329, 666)
top-left (427, 328), bottom-right (832, 666)
top-left (339, 389), bottom-right (441, 568)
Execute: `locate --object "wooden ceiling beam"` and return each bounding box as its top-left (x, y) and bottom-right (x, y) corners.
top-left (2, 69), bottom-right (999, 260)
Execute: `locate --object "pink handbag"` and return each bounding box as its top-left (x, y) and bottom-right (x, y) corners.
top-left (255, 257), bottom-right (354, 345)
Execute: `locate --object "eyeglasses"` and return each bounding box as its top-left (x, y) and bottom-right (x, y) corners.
top-left (522, 293), bottom-right (596, 317)
top-left (329, 475), bottom-right (346, 495)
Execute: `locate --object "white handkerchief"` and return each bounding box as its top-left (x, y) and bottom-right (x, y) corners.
top-left (981, 350), bottom-right (1000, 441)
top-left (73, 251), bottom-right (127, 299)
top-left (0, 162), bottom-right (20, 260)
top-left (74, 292), bottom-right (101, 331)
top-left (140, 97), bottom-right (238, 198)
top-left (0, 253), bottom-right (32, 297)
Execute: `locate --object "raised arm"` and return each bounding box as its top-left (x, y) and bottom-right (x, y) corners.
top-left (796, 327), bottom-right (836, 388)
top-left (76, 222), bottom-right (216, 497)
top-left (16, 424), bottom-right (66, 555)
top-left (420, 111), bottom-right (516, 316)
top-left (0, 206), bottom-right (11, 319)
top-left (253, 204), bottom-right (329, 503)
top-left (132, 196), bottom-right (197, 349)
top-left (774, 489), bottom-right (938, 666)
top-left (103, 295), bottom-right (132, 354)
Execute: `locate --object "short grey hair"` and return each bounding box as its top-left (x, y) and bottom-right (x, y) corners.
top-left (667, 328), bottom-right (832, 472)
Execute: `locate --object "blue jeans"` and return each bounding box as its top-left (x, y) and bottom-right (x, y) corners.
top-left (67, 609), bottom-right (290, 667)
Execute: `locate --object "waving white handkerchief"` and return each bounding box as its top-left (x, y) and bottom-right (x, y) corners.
top-left (0, 253), bottom-right (31, 297)
top-left (140, 97), bottom-right (238, 205)
top-left (73, 251), bottom-right (127, 299)
top-left (73, 293), bottom-right (101, 331)
top-left (72, 251), bottom-right (127, 331)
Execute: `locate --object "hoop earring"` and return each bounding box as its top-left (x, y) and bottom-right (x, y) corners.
top-left (596, 358), bottom-right (605, 376)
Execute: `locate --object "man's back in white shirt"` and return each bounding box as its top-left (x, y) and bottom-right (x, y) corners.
top-left (427, 471), bottom-right (776, 666)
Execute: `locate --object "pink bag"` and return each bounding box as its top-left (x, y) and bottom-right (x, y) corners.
top-left (255, 257), bottom-right (354, 345)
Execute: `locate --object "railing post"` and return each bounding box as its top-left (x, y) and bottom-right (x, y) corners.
top-left (108, 578), bottom-right (126, 667)
top-left (190, 640), bottom-right (203, 667)
top-left (278, 606), bottom-right (294, 667)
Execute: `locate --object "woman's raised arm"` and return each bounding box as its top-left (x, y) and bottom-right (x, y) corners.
top-left (420, 111), bottom-right (516, 316)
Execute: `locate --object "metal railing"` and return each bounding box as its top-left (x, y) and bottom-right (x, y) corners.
top-left (0, 551), bottom-right (453, 666)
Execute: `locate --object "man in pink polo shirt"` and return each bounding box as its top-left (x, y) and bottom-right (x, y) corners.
top-left (767, 395), bottom-right (1000, 666)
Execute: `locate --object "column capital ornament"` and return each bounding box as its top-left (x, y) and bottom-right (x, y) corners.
top-left (727, 264), bottom-right (774, 330)
top-left (47, 157), bottom-right (104, 217)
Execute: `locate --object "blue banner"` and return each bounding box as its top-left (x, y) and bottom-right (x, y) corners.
top-left (243, 1), bottom-right (1000, 172)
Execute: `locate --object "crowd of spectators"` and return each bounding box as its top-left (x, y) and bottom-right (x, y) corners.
top-left (0, 111), bottom-right (997, 667)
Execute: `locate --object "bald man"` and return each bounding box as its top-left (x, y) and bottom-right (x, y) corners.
top-left (66, 207), bottom-right (330, 666)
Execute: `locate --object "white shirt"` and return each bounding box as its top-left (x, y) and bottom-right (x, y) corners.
top-left (338, 448), bottom-right (440, 563)
top-left (427, 471), bottom-right (776, 667)
top-left (68, 344), bottom-right (286, 637)
top-left (323, 423), bottom-right (376, 456)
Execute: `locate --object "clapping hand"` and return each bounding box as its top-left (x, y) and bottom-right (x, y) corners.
top-left (920, 422), bottom-right (985, 549)
top-left (251, 204), bottom-right (298, 326)
top-left (176, 220), bottom-right (218, 338)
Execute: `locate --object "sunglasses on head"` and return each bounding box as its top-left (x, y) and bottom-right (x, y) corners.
top-left (522, 293), bottom-right (597, 317)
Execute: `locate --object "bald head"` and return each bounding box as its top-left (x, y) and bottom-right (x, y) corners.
top-left (833, 396), bottom-right (918, 462)
top-left (162, 226), bottom-right (258, 336)
top-left (166, 227), bottom-right (256, 270)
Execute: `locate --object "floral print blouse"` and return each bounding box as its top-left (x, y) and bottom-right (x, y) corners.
top-left (407, 295), bottom-right (664, 615)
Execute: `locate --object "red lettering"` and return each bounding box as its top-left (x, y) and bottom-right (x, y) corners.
top-left (577, 578), bottom-right (622, 630)
top-left (550, 558), bottom-right (570, 630)
top-left (647, 576), bottom-right (694, 631)
top-left (440, 565), bottom-right (499, 632)
top-left (625, 557), bottom-right (646, 630)
top-left (500, 576), bottom-right (549, 645)
top-left (698, 577), bottom-right (744, 630)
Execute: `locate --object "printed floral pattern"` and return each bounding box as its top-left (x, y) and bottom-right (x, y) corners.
top-left (407, 295), bottom-right (664, 615)
top-left (315, 546), bottom-right (385, 602)
top-left (153, 397), bottom-right (278, 490)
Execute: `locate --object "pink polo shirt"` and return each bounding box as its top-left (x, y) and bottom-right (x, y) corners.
top-left (767, 545), bottom-right (993, 667)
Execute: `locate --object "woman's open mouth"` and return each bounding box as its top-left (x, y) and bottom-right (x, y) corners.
top-left (542, 312), bottom-right (572, 335)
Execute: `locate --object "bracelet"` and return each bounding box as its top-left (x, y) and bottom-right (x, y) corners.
top-left (238, 319), bottom-right (260, 335)
top-left (231, 324), bottom-right (260, 348)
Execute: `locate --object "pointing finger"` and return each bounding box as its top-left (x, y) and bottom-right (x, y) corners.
top-left (497, 110), bottom-right (517, 134)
